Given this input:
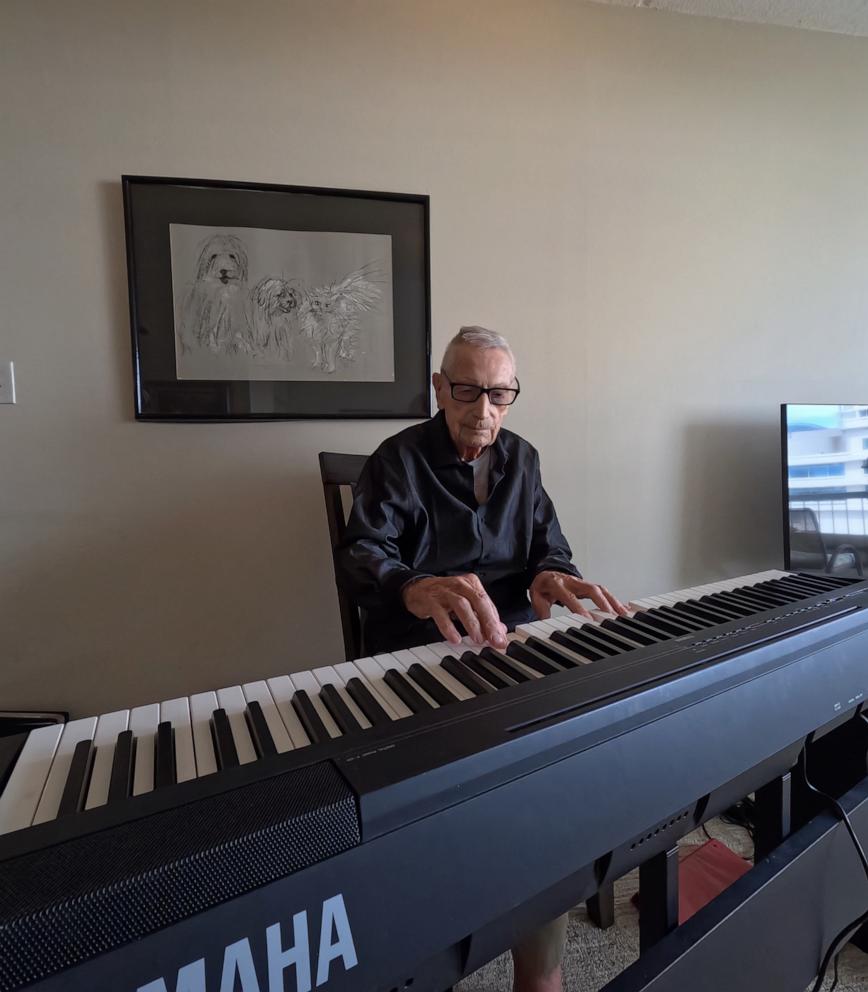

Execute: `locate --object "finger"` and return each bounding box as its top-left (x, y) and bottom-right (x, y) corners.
top-left (450, 595), bottom-right (485, 644)
top-left (430, 606), bottom-right (462, 645)
top-left (561, 592), bottom-right (594, 619)
top-left (469, 590), bottom-right (507, 648)
top-left (531, 587), bottom-right (553, 620)
top-left (601, 587), bottom-right (630, 616)
top-left (584, 585), bottom-right (615, 614)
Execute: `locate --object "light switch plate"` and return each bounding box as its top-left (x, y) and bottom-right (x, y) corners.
top-left (0, 362), bottom-right (16, 404)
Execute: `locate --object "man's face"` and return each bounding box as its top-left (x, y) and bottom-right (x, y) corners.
top-left (432, 345), bottom-right (516, 457)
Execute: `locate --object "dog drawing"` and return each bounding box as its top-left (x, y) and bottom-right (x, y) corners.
top-left (299, 268), bottom-right (381, 373)
top-left (179, 234), bottom-right (251, 354)
top-left (249, 276), bottom-right (303, 360)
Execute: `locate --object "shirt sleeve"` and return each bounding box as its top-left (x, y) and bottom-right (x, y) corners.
top-left (336, 450), bottom-right (433, 608)
top-left (527, 452), bottom-right (582, 582)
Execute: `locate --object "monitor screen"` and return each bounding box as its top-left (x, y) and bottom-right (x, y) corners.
top-left (782, 404), bottom-right (868, 578)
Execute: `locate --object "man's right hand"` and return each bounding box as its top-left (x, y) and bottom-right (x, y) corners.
top-left (401, 574), bottom-right (508, 649)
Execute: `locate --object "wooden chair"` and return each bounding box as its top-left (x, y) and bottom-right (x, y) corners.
top-left (318, 451), bottom-right (369, 661)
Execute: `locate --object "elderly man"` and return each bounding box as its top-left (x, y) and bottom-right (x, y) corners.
top-left (338, 326), bottom-right (626, 992)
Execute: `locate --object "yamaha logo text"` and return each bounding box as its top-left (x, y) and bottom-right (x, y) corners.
top-left (137, 894), bottom-right (357, 992)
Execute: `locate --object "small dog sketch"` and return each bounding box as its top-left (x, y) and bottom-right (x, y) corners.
top-left (179, 234), bottom-right (251, 354)
top-left (249, 276), bottom-right (303, 360)
top-left (298, 267), bottom-right (382, 373)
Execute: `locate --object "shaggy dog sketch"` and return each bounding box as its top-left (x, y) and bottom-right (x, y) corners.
top-left (249, 276), bottom-right (303, 360)
top-left (297, 268), bottom-right (382, 373)
top-left (179, 234), bottom-right (251, 354)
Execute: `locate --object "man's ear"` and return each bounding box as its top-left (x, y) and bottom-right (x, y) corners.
top-left (432, 372), bottom-right (444, 410)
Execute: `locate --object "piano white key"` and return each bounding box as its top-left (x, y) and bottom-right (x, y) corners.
top-left (242, 681), bottom-right (294, 752)
top-left (216, 686), bottom-right (257, 764)
top-left (289, 671), bottom-right (342, 738)
top-left (189, 691), bottom-right (219, 777)
top-left (311, 666), bottom-right (372, 729)
top-left (421, 641), bottom-right (464, 659)
top-left (84, 709), bottom-right (129, 810)
top-left (515, 619), bottom-right (561, 638)
top-left (333, 662), bottom-right (403, 720)
top-left (407, 645), bottom-right (475, 701)
top-left (0, 723), bottom-right (64, 834)
top-left (266, 676), bottom-right (312, 747)
top-left (352, 657), bottom-right (413, 718)
top-left (160, 697), bottom-right (196, 783)
top-left (129, 703), bottom-right (160, 796)
top-left (32, 717), bottom-right (98, 824)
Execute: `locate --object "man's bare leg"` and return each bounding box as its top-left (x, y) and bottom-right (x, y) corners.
top-left (511, 913), bottom-right (568, 992)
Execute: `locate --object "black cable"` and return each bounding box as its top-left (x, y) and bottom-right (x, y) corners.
top-left (701, 823), bottom-right (713, 842)
top-left (802, 745), bottom-right (868, 992)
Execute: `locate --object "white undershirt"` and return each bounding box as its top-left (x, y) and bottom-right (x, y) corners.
top-left (467, 447), bottom-right (492, 506)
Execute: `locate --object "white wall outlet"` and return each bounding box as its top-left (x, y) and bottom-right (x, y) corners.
top-left (0, 362), bottom-right (16, 404)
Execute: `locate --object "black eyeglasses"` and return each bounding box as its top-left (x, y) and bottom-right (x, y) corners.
top-left (441, 372), bottom-right (520, 406)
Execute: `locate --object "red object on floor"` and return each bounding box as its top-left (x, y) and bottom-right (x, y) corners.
top-left (631, 839), bottom-right (752, 924)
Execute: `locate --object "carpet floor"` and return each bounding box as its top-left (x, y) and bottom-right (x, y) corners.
top-left (455, 820), bottom-right (868, 992)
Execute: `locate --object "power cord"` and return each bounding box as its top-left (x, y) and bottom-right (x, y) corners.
top-left (802, 740), bottom-right (868, 992)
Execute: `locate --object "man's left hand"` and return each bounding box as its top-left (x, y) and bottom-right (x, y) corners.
top-left (530, 571), bottom-right (629, 620)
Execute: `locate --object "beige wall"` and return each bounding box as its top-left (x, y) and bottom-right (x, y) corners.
top-left (2, 0), bottom-right (868, 717)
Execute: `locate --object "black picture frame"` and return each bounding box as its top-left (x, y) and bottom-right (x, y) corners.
top-left (122, 175), bottom-right (431, 421)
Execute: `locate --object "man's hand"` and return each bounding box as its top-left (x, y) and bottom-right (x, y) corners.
top-left (530, 571), bottom-right (629, 620)
top-left (402, 574), bottom-right (508, 649)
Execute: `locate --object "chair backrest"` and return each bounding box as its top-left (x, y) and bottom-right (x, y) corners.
top-left (318, 451), bottom-right (369, 662)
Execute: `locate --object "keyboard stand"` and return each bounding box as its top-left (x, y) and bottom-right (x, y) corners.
top-left (601, 775), bottom-right (868, 992)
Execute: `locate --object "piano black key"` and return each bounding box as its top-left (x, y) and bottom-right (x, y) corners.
top-left (384, 669), bottom-right (435, 713)
top-left (682, 598), bottom-right (743, 621)
top-left (586, 625), bottom-right (648, 651)
top-left (565, 627), bottom-right (624, 656)
top-left (549, 630), bottom-right (606, 662)
top-left (407, 663), bottom-right (461, 705)
top-left (796, 572), bottom-right (853, 588)
top-left (782, 574), bottom-right (842, 594)
top-left (524, 634), bottom-right (588, 667)
top-left (154, 721), bottom-right (176, 789)
top-left (655, 604), bottom-right (708, 630)
top-left (754, 581), bottom-right (805, 602)
top-left (479, 648), bottom-right (532, 683)
top-left (0, 733), bottom-right (28, 793)
top-left (460, 652), bottom-right (512, 689)
top-left (57, 738), bottom-right (94, 817)
top-left (699, 593), bottom-right (754, 616)
top-left (633, 610), bottom-right (696, 637)
top-left (506, 640), bottom-right (562, 676)
top-left (737, 584), bottom-right (797, 606)
top-left (107, 730), bottom-right (135, 803)
top-left (319, 684), bottom-right (364, 734)
top-left (440, 655), bottom-right (495, 695)
top-left (346, 677), bottom-right (393, 725)
top-left (245, 700), bottom-right (278, 758)
top-left (602, 616), bottom-right (666, 645)
top-left (672, 601), bottom-right (736, 625)
top-left (211, 709), bottom-right (239, 770)
top-left (291, 690), bottom-right (330, 744)
top-left (716, 588), bottom-right (784, 612)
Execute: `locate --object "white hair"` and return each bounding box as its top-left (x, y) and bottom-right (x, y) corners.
top-left (441, 325), bottom-right (516, 377)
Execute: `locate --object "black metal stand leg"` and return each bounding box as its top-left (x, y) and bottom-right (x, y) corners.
top-left (639, 845), bottom-right (679, 953)
top-left (587, 881), bottom-right (615, 929)
top-left (754, 772), bottom-right (792, 861)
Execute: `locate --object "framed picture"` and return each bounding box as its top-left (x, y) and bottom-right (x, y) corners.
top-left (122, 175), bottom-right (431, 421)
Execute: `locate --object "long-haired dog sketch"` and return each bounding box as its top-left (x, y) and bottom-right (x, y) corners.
top-left (249, 276), bottom-right (303, 360)
top-left (179, 234), bottom-right (251, 354)
top-left (298, 267), bottom-right (382, 373)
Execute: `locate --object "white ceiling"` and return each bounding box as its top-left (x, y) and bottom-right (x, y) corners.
top-left (587, 0), bottom-right (868, 37)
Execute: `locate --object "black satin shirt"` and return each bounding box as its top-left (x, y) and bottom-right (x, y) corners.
top-left (337, 411), bottom-right (580, 654)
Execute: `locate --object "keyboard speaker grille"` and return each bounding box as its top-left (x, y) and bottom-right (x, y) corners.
top-left (0, 759), bottom-right (359, 990)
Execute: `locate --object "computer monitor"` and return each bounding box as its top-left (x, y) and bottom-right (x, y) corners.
top-left (781, 404), bottom-right (868, 578)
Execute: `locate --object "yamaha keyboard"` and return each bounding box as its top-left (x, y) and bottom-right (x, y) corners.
top-left (2, 568), bottom-right (867, 992)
